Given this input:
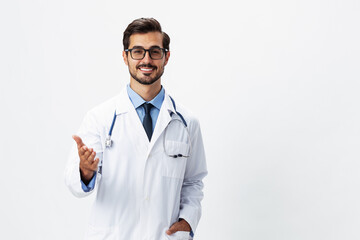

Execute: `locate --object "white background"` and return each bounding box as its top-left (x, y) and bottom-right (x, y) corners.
top-left (1, 0), bottom-right (359, 239)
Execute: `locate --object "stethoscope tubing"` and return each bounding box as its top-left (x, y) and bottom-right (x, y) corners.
top-left (104, 97), bottom-right (191, 158)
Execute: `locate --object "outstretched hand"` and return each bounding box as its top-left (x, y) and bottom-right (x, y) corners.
top-left (72, 135), bottom-right (99, 183)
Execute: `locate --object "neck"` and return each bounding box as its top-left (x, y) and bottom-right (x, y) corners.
top-left (129, 79), bottom-right (162, 101)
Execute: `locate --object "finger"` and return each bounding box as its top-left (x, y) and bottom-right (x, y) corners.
top-left (80, 155), bottom-right (97, 172)
top-left (82, 148), bottom-right (93, 161)
top-left (90, 158), bottom-right (100, 170)
top-left (72, 135), bottom-right (84, 149)
top-left (166, 222), bottom-right (180, 235)
top-left (86, 151), bottom-right (96, 163)
top-left (79, 145), bottom-right (92, 159)
top-left (79, 145), bottom-right (88, 156)
top-left (86, 157), bottom-right (99, 172)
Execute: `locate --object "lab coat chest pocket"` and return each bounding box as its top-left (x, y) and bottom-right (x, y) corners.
top-left (162, 141), bottom-right (189, 179)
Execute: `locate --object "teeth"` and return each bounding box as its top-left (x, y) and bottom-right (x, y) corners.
top-left (140, 68), bottom-right (153, 72)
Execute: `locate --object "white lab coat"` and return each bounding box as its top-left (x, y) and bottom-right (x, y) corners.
top-left (64, 88), bottom-right (207, 240)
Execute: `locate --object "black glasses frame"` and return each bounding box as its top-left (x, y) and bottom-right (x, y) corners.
top-left (125, 47), bottom-right (169, 60)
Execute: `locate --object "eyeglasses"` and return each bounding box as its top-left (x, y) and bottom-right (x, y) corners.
top-left (125, 47), bottom-right (168, 60)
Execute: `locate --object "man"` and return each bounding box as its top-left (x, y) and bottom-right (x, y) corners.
top-left (65, 18), bottom-right (207, 240)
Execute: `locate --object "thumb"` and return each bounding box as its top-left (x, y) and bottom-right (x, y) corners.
top-left (72, 135), bottom-right (84, 148)
top-left (166, 222), bottom-right (180, 235)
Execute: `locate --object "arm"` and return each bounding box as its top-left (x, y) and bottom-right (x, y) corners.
top-left (64, 111), bottom-right (103, 197)
top-left (178, 119), bottom-right (208, 234)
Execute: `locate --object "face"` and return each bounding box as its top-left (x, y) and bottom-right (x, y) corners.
top-left (123, 32), bottom-right (170, 85)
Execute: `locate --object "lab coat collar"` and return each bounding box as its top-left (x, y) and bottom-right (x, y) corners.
top-left (163, 91), bottom-right (177, 117)
top-left (126, 84), bottom-right (165, 111)
top-left (115, 86), bottom-right (179, 117)
top-left (114, 86), bottom-right (183, 148)
top-left (114, 88), bottom-right (132, 115)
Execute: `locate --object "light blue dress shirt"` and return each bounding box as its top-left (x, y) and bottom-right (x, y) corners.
top-left (81, 84), bottom-right (165, 192)
top-left (126, 84), bottom-right (165, 130)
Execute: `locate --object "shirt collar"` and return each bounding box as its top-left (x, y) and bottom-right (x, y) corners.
top-left (126, 84), bottom-right (165, 110)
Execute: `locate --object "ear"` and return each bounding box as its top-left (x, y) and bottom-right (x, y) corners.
top-left (122, 51), bottom-right (129, 66)
top-left (164, 51), bottom-right (170, 66)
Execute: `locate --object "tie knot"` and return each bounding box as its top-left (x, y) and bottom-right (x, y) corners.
top-left (143, 103), bottom-right (153, 114)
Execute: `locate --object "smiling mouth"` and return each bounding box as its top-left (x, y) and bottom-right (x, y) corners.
top-left (137, 65), bottom-right (156, 73)
top-left (139, 67), bottom-right (154, 72)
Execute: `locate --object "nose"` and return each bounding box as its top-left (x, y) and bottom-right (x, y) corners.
top-left (141, 50), bottom-right (152, 63)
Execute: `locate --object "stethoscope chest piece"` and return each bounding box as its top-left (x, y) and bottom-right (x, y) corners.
top-left (105, 135), bottom-right (113, 148)
top-left (104, 96), bottom-right (190, 153)
top-left (105, 112), bottom-right (117, 148)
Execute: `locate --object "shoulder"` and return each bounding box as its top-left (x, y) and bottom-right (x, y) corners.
top-left (88, 95), bottom-right (119, 115)
top-left (84, 93), bottom-right (122, 126)
top-left (167, 94), bottom-right (201, 132)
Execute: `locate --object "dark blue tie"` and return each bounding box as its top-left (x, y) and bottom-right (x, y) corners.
top-left (143, 103), bottom-right (153, 141)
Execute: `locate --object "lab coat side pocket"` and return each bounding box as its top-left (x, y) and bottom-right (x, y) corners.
top-left (166, 231), bottom-right (193, 240)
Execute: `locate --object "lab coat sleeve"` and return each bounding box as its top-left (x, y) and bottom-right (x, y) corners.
top-left (64, 110), bottom-right (103, 198)
top-left (179, 119), bottom-right (208, 234)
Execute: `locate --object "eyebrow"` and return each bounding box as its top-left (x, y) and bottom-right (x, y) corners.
top-left (132, 45), bottom-right (162, 49)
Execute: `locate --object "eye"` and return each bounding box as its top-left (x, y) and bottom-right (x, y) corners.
top-left (133, 49), bottom-right (144, 54)
top-left (150, 48), bottom-right (161, 54)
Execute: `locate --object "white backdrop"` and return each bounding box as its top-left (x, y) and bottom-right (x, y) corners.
top-left (1, 0), bottom-right (359, 239)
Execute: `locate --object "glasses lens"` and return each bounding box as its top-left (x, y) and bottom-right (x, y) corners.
top-left (149, 48), bottom-right (163, 60)
top-left (131, 48), bottom-right (145, 60)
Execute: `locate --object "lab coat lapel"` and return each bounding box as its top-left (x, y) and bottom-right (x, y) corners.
top-left (116, 88), bottom-right (150, 147)
top-left (113, 89), bottom-right (126, 115)
top-left (148, 93), bottom-right (176, 154)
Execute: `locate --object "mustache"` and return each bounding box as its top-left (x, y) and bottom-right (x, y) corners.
top-left (137, 64), bottom-right (156, 69)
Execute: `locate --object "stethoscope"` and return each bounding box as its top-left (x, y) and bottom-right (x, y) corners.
top-left (104, 96), bottom-right (191, 158)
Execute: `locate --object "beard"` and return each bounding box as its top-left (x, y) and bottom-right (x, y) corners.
top-left (129, 64), bottom-right (165, 85)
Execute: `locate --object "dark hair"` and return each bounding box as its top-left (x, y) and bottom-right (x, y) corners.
top-left (123, 18), bottom-right (170, 51)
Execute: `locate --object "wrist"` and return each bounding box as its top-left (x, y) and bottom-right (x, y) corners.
top-left (178, 218), bottom-right (191, 232)
top-left (80, 169), bottom-right (95, 183)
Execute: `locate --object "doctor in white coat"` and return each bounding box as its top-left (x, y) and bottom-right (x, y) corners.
top-left (64, 18), bottom-right (207, 240)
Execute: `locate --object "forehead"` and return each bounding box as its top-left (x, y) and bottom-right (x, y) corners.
top-left (129, 32), bottom-right (163, 48)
